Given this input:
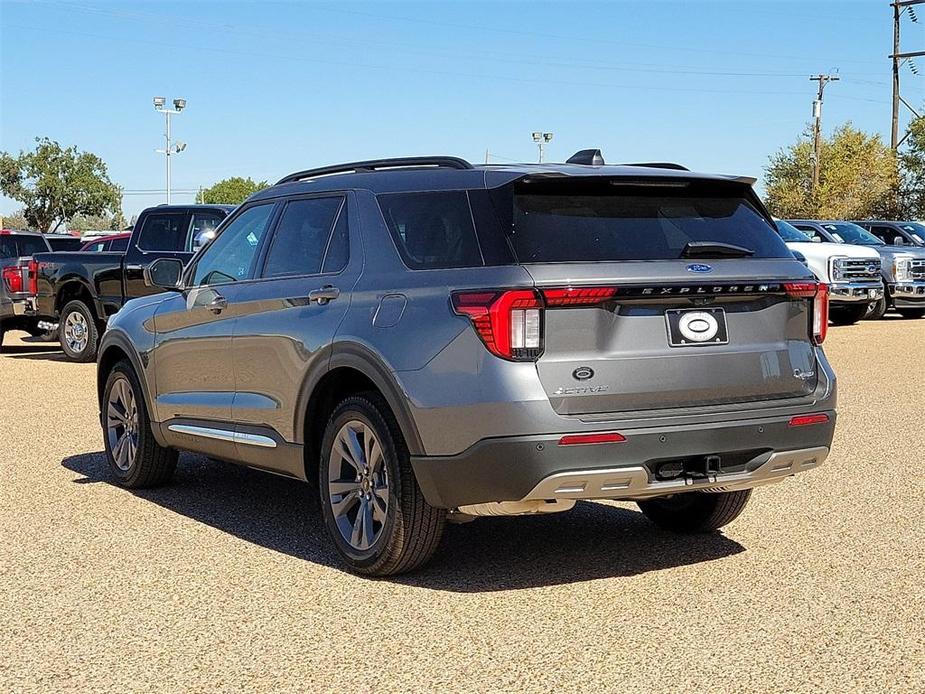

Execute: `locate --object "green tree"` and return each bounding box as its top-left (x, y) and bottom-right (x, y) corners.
top-left (197, 176), bottom-right (269, 205)
top-left (764, 123), bottom-right (900, 219)
top-left (899, 115), bottom-right (925, 218)
top-left (70, 210), bottom-right (127, 232)
top-left (1, 208), bottom-right (30, 230)
top-left (0, 137), bottom-right (122, 232)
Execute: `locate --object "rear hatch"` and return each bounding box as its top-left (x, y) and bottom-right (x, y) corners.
top-left (494, 176), bottom-right (823, 416)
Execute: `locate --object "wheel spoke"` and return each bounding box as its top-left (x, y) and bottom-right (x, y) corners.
top-left (361, 500), bottom-right (375, 547)
top-left (345, 427), bottom-right (366, 469)
top-left (367, 439), bottom-right (383, 475)
top-left (329, 479), bottom-right (361, 496)
top-left (330, 489), bottom-right (359, 518)
top-left (337, 429), bottom-right (362, 472)
top-left (113, 434), bottom-right (128, 468)
top-left (350, 499), bottom-right (367, 547)
top-left (371, 489), bottom-right (388, 523)
top-left (107, 402), bottom-right (125, 427)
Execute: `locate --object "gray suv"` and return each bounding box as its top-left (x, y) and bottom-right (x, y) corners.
top-left (96, 152), bottom-right (837, 575)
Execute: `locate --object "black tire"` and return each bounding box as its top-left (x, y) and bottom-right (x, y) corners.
top-left (897, 308), bottom-right (925, 319)
top-left (102, 359), bottom-right (177, 488)
top-left (637, 489), bottom-right (752, 533)
top-left (59, 299), bottom-right (99, 362)
top-left (828, 303), bottom-right (868, 326)
top-left (865, 294), bottom-right (887, 320)
top-left (318, 392), bottom-right (446, 576)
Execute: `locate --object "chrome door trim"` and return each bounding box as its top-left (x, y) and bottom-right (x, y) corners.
top-left (167, 424), bottom-right (277, 448)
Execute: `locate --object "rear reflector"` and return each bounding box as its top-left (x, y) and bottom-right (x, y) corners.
top-left (788, 413), bottom-right (830, 427)
top-left (558, 432), bottom-right (626, 446)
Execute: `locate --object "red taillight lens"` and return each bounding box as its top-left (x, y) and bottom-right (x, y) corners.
top-left (2, 266), bottom-right (23, 293)
top-left (28, 259), bottom-right (38, 296)
top-left (558, 432), bottom-right (626, 446)
top-left (452, 289), bottom-right (543, 361)
top-left (785, 281), bottom-right (828, 345)
top-left (542, 287), bottom-right (618, 307)
top-left (788, 413), bottom-right (830, 427)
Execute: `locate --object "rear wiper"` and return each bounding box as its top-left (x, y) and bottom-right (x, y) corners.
top-left (681, 241), bottom-right (755, 258)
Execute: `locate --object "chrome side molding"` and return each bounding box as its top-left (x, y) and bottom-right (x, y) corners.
top-left (167, 424), bottom-right (277, 448)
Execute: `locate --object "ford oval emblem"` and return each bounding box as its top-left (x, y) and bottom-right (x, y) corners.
top-left (686, 263), bottom-right (713, 273)
top-left (572, 366), bottom-right (594, 381)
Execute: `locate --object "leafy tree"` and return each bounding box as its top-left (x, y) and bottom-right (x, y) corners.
top-left (764, 123), bottom-right (900, 219)
top-left (197, 176), bottom-right (269, 205)
top-left (0, 137), bottom-right (122, 232)
top-left (70, 210), bottom-right (127, 232)
top-left (899, 115), bottom-right (925, 218)
top-left (1, 208), bottom-right (30, 230)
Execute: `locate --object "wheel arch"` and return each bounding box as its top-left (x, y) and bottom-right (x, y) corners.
top-left (96, 331), bottom-right (161, 444)
top-left (56, 277), bottom-right (99, 319)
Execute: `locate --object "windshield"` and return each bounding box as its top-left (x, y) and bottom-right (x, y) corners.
top-left (504, 180), bottom-right (790, 262)
top-left (775, 220), bottom-right (811, 242)
top-left (819, 222), bottom-right (884, 246)
top-left (899, 223), bottom-right (925, 245)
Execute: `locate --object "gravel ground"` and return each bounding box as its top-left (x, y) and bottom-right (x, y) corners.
top-left (1, 318), bottom-right (924, 693)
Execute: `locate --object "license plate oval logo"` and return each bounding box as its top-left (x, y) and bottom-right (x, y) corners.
top-left (666, 308), bottom-right (729, 347)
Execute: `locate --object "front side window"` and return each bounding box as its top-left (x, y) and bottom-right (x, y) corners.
top-left (191, 204), bottom-right (274, 286)
top-left (188, 212), bottom-right (226, 252)
top-left (262, 197), bottom-right (343, 278)
top-left (136, 213), bottom-right (187, 252)
top-left (378, 191), bottom-right (484, 269)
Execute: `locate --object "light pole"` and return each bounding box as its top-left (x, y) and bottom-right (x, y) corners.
top-left (153, 96), bottom-right (187, 204)
top-left (532, 131), bottom-right (553, 163)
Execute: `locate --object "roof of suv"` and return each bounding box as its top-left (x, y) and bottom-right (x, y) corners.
top-left (253, 153), bottom-right (759, 201)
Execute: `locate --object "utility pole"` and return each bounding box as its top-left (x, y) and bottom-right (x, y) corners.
top-left (809, 73), bottom-right (839, 194)
top-left (890, 0), bottom-right (924, 150)
top-left (531, 131), bottom-right (553, 163)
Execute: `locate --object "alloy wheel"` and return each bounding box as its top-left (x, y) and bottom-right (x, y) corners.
top-left (327, 420), bottom-right (390, 551)
top-left (106, 376), bottom-right (139, 471)
top-left (64, 310), bottom-right (89, 354)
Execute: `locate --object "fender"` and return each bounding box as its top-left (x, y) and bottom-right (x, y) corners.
top-left (54, 275), bottom-right (101, 317)
top-left (295, 340), bottom-right (425, 456)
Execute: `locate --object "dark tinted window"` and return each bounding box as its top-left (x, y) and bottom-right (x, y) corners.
top-left (137, 213), bottom-right (187, 251)
top-left (321, 205), bottom-right (349, 273)
top-left (775, 220), bottom-right (811, 242)
top-left (0, 235), bottom-right (50, 258)
top-left (110, 236), bottom-right (129, 251)
top-left (192, 204), bottom-right (274, 286)
top-left (263, 197), bottom-right (342, 278)
top-left (506, 181), bottom-right (789, 262)
top-left (45, 236), bottom-right (84, 251)
top-left (378, 191), bottom-right (484, 269)
top-left (871, 226), bottom-right (899, 243)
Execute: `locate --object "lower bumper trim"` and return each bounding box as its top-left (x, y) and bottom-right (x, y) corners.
top-left (522, 446), bottom-right (829, 501)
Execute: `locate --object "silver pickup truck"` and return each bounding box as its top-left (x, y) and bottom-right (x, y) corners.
top-left (788, 220), bottom-right (925, 320)
top-left (0, 230), bottom-right (52, 350)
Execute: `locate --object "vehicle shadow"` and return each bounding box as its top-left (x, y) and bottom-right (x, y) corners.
top-left (62, 451), bottom-right (746, 592)
top-left (3, 349), bottom-right (69, 361)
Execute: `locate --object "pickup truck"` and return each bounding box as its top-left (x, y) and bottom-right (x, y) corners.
top-left (773, 220), bottom-right (882, 325)
top-left (854, 220), bottom-right (925, 248)
top-left (28, 204), bottom-right (232, 361)
top-left (1, 230), bottom-right (53, 350)
top-left (788, 219), bottom-right (925, 320)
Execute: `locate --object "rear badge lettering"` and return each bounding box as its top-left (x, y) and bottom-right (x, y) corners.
top-left (554, 385), bottom-right (609, 396)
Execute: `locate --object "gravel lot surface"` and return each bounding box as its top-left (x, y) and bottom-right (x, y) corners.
top-left (1, 319), bottom-right (924, 693)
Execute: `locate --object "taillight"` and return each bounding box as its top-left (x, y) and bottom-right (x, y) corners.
top-left (542, 287), bottom-right (618, 306)
top-left (28, 259), bottom-right (38, 296)
top-left (2, 266), bottom-right (23, 293)
top-left (785, 281), bottom-right (828, 345)
top-left (452, 289), bottom-right (543, 361)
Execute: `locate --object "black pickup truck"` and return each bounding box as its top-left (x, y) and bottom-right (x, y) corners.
top-left (29, 204), bottom-right (232, 361)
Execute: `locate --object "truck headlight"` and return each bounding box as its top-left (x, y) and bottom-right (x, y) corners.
top-left (894, 257), bottom-right (912, 282)
top-left (829, 256), bottom-right (846, 282)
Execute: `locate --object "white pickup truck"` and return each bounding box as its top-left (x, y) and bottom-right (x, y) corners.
top-left (774, 220), bottom-right (882, 325)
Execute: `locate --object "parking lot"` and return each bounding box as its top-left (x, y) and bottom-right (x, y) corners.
top-left (1, 318), bottom-right (923, 693)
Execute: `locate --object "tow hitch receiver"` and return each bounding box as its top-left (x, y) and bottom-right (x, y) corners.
top-left (686, 454), bottom-right (723, 478)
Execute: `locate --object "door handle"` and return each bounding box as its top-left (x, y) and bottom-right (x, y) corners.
top-left (308, 285), bottom-right (340, 305)
top-left (207, 295), bottom-right (228, 314)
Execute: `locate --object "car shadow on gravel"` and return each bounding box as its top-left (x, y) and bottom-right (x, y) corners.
top-left (62, 451), bottom-right (745, 592)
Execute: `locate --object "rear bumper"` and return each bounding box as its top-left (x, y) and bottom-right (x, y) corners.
top-left (410, 411), bottom-right (836, 509)
top-left (829, 282), bottom-right (882, 304)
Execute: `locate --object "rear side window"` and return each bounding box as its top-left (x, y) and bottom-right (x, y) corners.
top-left (262, 197), bottom-right (343, 277)
top-left (136, 213), bottom-right (187, 252)
top-left (110, 236), bottom-right (129, 251)
top-left (378, 191), bottom-right (484, 269)
top-left (504, 181), bottom-right (789, 262)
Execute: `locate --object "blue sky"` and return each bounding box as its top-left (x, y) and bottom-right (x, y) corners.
top-left (1, 0), bottom-right (921, 218)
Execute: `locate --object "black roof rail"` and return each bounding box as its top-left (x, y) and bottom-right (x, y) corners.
top-left (622, 162), bottom-right (690, 171)
top-left (277, 156), bottom-right (473, 185)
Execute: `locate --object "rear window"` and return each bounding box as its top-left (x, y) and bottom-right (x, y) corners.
top-left (506, 180), bottom-right (789, 262)
top-left (0, 235), bottom-right (50, 258)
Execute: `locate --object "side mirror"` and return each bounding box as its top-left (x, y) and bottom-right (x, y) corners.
top-left (811, 236), bottom-right (822, 243)
top-left (144, 257), bottom-right (184, 290)
top-left (893, 237), bottom-right (905, 246)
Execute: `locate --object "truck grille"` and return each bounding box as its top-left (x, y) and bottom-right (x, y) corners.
top-left (833, 257), bottom-right (881, 283)
top-left (911, 259), bottom-right (925, 280)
